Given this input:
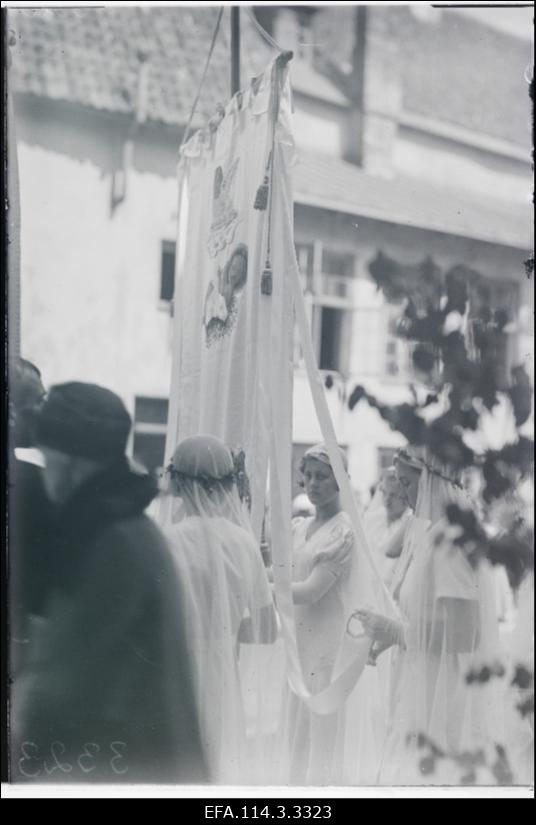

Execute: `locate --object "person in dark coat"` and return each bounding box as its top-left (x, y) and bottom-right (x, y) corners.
top-left (11, 382), bottom-right (207, 784)
top-left (7, 359), bottom-right (52, 673)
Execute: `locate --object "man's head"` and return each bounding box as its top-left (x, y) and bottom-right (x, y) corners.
top-left (35, 382), bottom-right (132, 504)
top-left (9, 358), bottom-right (46, 448)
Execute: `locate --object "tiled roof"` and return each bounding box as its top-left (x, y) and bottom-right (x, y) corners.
top-left (8, 7), bottom-right (274, 126)
top-left (8, 6), bottom-right (348, 126)
top-left (293, 151), bottom-right (533, 249)
top-left (9, 6), bottom-right (531, 151)
top-left (390, 7), bottom-right (532, 149)
top-left (308, 6), bottom-right (532, 150)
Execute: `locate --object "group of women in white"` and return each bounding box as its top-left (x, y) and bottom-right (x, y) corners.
top-left (158, 434), bottom-right (533, 786)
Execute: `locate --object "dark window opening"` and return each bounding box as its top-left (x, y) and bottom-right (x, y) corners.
top-left (319, 306), bottom-right (344, 372)
top-left (134, 397), bottom-right (168, 426)
top-left (132, 432), bottom-right (166, 475)
top-left (133, 396), bottom-right (169, 474)
top-left (160, 240), bottom-right (176, 302)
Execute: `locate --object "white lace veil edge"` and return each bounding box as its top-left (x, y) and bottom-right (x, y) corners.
top-left (387, 459), bottom-right (506, 779)
top-left (154, 437), bottom-right (280, 783)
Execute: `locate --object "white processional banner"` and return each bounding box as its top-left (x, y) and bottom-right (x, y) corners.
top-left (166, 55), bottom-right (295, 540)
top-left (166, 55), bottom-right (398, 738)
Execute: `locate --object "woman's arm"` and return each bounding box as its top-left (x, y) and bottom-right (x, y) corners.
top-left (291, 565), bottom-right (338, 605)
top-left (353, 608), bottom-right (405, 650)
top-left (368, 636), bottom-right (394, 665)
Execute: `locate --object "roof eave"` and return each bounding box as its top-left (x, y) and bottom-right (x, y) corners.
top-left (294, 192), bottom-right (533, 251)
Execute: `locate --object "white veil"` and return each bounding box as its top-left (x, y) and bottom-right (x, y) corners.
top-left (158, 435), bottom-right (277, 784)
top-left (362, 483), bottom-right (389, 555)
top-left (381, 448), bottom-right (505, 784)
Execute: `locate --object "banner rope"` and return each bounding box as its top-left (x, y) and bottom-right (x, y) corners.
top-left (179, 6), bottom-right (225, 154)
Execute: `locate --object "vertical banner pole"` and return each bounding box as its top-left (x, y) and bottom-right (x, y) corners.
top-left (6, 36), bottom-right (21, 359)
top-left (231, 6), bottom-right (240, 95)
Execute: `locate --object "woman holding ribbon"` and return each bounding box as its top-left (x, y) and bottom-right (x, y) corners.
top-left (354, 446), bottom-right (503, 784)
top-left (279, 443), bottom-right (384, 785)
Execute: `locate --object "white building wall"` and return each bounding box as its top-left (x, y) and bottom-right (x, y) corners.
top-left (14, 99), bottom-right (533, 499)
top-left (393, 125), bottom-right (532, 206)
top-left (17, 105), bottom-right (178, 419)
top-left (292, 97), bottom-right (346, 157)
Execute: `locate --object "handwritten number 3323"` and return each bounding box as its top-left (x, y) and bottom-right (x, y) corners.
top-left (18, 741), bottom-right (128, 778)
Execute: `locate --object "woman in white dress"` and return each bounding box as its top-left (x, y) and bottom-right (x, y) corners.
top-left (355, 446), bottom-right (503, 785)
top-left (163, 435), bottom-right (277, 784)
top-left (360, 468), bottom-right (413, 753)
top-left (364, 467), bottom-right (412, 586)
top-left (279, 444), bottom-right (384, 785)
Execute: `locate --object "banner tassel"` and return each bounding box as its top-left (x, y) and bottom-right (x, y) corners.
top-left (261, 260), bottom-right (273, 295)
top-left (254, 175), bottom-right (270, 211)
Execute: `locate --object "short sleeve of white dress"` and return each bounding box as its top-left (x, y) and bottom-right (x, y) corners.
top-left (312, 515), bottom-right (353, 581)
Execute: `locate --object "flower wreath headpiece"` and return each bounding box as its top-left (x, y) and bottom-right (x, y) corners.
top-left (395, 448), bottom-right (463, 490)
top-left (165, 447), bottom-right (251, 506)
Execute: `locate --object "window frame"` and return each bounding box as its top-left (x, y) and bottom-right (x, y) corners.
top-left (295, 240), bottom-right (356, 375)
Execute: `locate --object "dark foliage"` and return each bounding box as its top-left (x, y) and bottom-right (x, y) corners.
top-left (511, 665), bottom-right (534, 692)
top-left (345, 251), bottom-right (534, 586)
top-left (466, 661), bottom-right (506, 685)
top-left (516, 695), bottom-right (534, 718)
top-left (343, 250), bottom-right (534, 783)
top-left (414, 732), bottom-right (514, 786)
